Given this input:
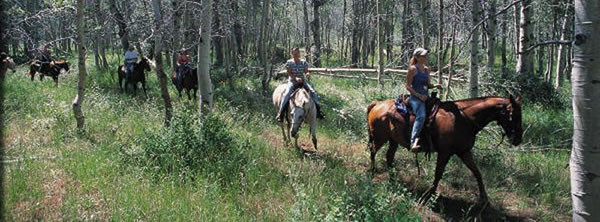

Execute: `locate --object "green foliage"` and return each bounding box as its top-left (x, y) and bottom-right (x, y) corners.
top-left (124, 110), bottom-right (252, 186)
top-left (318, 176), bottom-right (421, 221)
top-left (480, 68), bottom-right (568, 108)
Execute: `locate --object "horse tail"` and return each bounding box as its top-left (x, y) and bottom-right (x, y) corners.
top-left (366, 101), bottom-right (378, 119)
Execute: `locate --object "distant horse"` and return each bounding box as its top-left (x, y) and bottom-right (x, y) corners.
top-left (28, 59), bottom-right (70, 86)
top-left (117, 57), bottom-right (151, 95)
top-left (366, 95), bottom-right (523, 202)
top-left (272, 82), bottom-right (318, 152)
top-left (171, 67), bottom-right (198, 100)
top-left (0, 53), bottom-right (16, 79)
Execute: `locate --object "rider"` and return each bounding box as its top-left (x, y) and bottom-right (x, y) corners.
top-left (405, 48), bottom-right (442, 153)
top-left (275, 47), bottom-right (325, 122)
top-left (124, 46), bottom-right (138, 82)
top-left (176, 49), bottom-right (191, 88)
top-left (39, 45), bottom-right (53, 71)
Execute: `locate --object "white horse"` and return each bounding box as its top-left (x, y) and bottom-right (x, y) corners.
top-left (272, 82), bottom-right (318, 152)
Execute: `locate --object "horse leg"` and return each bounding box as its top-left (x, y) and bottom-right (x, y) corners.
top-left (458, 151), bottom-right (488, 202)
top-left (310, 121), bottom-right (317, 151)
top-left (420, 152), bottom-right (451, 203)
top-left (187, 89), bottom-right (192, 100)
top-left (142, 81), bottom-right (147, 96)
top-left (279, 121), bottom-right (289, 144)
top-left (386, 141), bottom-right (399, 168)
top-left (30, 71), bottom-right (35, 81)
top-left (53, 76), bottom-right (58, 86)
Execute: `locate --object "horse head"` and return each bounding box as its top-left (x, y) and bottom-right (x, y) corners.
top-left (4, 57), bottom-right (16, 73)
top-left (289, 89), bottom-right (312, 138)
top-left (140, 57), bottom-right (152, 72)
top-left (497, 95), bottom-right (523, 146)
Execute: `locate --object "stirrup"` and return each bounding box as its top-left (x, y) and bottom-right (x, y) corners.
top-left (410, 138), bottom-right (423, 153)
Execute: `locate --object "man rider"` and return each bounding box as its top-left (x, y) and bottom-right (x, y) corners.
top-left (38, 45), bottom-right (53, 72)
top-left (275, 47), bottom-right (325, 122)
top-left (176, 49), bottom-right (191, 88)
top-left (124, 46), bottom-right (138, 82)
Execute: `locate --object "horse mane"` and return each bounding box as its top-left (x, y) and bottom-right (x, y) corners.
top-left (452, 96), bottom-right (506, 111)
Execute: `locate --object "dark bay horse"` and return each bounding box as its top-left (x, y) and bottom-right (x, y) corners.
top-left (28, 59), bottom-right (70, 86)
top-left (1, 53), bottom-right (16, 79)
top-left (366, 95), bottom-right (523, 202)
top-left (171, 67), bottom-right (198, 100)
top-left (118, 57), bottom-right (151, 95)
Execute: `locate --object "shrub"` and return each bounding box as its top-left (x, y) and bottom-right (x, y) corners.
top-left (125, 110), bottom-right (252, 185)
top-left (480, 68), bottom-right (567, 108)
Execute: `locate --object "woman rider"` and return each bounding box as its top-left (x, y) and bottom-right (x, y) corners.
top-left (275, 47), bottom-right (325, 122)
top-left (405, 48), bottom-right (442, 152)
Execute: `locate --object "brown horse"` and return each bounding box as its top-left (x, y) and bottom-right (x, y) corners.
top-left (28, 59), bottom-right (70, 85)
top-left (118, 57), bottom-right (151, 95)
top-left (171, 67), bottom-right (198, 100)
top-left (367, 95), bottom-right (523, 202)
top-left (1, 53), bottom-right (16, 79)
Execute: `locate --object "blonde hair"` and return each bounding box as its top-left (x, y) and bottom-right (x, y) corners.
top-left (409, 56), bottom-right (417, 66)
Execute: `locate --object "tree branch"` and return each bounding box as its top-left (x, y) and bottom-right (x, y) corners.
top-left (519, 40), bottom-right (572, 54)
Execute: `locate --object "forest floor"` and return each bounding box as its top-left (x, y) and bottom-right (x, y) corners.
top-left (2, 55), bottom-right (572, 221)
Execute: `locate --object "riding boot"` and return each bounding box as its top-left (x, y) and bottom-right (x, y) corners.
top-left (316, 103), bottom-right (325, 119)
top-left (410, 138), bottom-right (423, 153)
top-left (275, 111), bottom-right (284, 123)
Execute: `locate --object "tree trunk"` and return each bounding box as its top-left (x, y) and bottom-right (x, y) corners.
top-left (213, 0), bottom-right (224, 68)
top-left (401, 0), bottom-right (414, 66)
top-left (570, 0), bottom-right (600, 220)
top-left (377, 0), bottom-right (384, 85)
top-left (546, 6), bottom-right (558, 82)
top-left (516, 0), bottom-right (534, 76)
top-left (73, 0), bottom-right (86, 130)
top-left (437, 0), bottom-right (443, 84)
top-left (0, 0), bottom-right (7, 53)
top-left (109, 0), bottom-right (130, 53)
top-left (351, 0), bottom-right (361, 67)
top-left (259, 0), bottom-right (271, 95)
top-left (303, 0), bottom-right (311, 60)
top-left (385, 0), bottom-right (394, 63)
top-left (198, 0), bottom-right (214, 114)
top-left (470, 0), bottom-right (481, 98)
top-left (341, 0), bottom-right (347, 63)
top-left (501, 0), bottom-right (508, 75)
top-left (555, 7), bottom-right (569, 89)
top-left (152, 0), bottom-right (173, 127)
top-left (172, 0), bottom-right (182, 68)
top-left (487, 0), bottom-right (497, 69)
top-left (444, 9), bottom-right (457, 101)
top-left (420, 0), bottom-right (429, 48)
top-left (312, 0), bottom-right (323, 67)
top-left (513, 3), bottom-right (520, 56)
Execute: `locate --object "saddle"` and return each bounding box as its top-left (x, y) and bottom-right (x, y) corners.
top-left (394, 92), bottom-right (441, 152)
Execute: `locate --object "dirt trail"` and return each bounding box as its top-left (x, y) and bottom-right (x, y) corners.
top-left (262, 129), bottom-right (548, 221)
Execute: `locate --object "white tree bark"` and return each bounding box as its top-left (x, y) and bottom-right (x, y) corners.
top-left (570, 0), bottom-right (600, 221)
top-left (198, 0), bottom-right (214, 115)
top-left (470, 0), bottom-right (481, 98)
top-left (555, 8), bottom-right (570, 89)
top-left (516, 0), bottom-right (534, 76)
top-left (152, 0), bottom-right (173, 126)
top-left (72, 0), bottom-right (86, 130)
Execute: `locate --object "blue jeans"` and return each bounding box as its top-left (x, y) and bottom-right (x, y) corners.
top-left (278, 80), bottom-right (321, 115)
top-left (409, 95), bottom-right (426, 144)
top-left (125, 63), bottom-right (135, 80)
